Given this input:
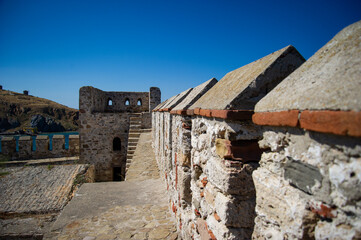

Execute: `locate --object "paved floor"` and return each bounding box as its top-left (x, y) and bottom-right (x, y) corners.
top-left (0, 164), bottom-right (90, 238)
top-left (46, 132), bottom-right (177, 240)
top-left (0, 164), bottom-right (87, 214)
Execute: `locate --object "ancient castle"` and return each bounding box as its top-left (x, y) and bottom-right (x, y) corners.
top-left (1, 21), bottom-right (360, 239)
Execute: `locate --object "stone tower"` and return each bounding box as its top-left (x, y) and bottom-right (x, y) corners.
top-left (79, 86), bottom-right (161, 181)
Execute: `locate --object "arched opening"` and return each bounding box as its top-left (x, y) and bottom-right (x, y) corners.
top-left (113, 137), bottom-right (121, 151)
top-left (107, 98), bottom-right (113, 106)
top-left (137, 99), bottom-right (142, 106)
top-left (125, 98), bottom-right (130, 106)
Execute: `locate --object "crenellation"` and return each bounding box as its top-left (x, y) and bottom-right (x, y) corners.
top-left (152, 43), bottom-right (307, 239)
top-left (0, 134), bottom-right (80, 161)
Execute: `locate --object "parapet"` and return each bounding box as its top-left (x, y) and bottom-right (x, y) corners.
top-left (79, 86), bottom-right (160, 114)
top-left (171, 78), bottom-right (218, 112)
top-left (0, 135), bottom-right (79, 160)
top-left (190, 45), bottom-right (305, 111)
top-left (254, 20), bottom-right (361, 137)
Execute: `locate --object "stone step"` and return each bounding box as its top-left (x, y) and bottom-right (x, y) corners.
top-left (129, 129), bottom-right (141, 133)
top-left (129, 124), bottom-right (141, 129)
top-left (129, 133), bottom-right (141, 138)
top-left (127, 155), bottom-right (133, 159)
top-left (127, 150), bottom-right (135, 155)
top-left (128, 142), bottom-right (138, 146)
top-left (141, 129), bottom-right (152, 133)
top-left (128, 146), bottom-right (136, 151)
top-left (130, 117), bottom-right (142, 121)
top-left (128, 138), bottom-right (139, 143)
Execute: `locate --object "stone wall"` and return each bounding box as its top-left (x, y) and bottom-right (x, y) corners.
top-left (152, 44), bottom-right (305, 239)
top-left (251, 127), bottom-right (361, 239)
top-left (0, 135), bottom-right (79, 160)
top-left (250, 20), bottom-right (361, 239)
top-left (153, 21), bottom-right (361, 240)
top-left (79, 86), bottom-right (160, 181)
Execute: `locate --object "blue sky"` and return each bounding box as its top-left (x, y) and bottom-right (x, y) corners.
top-left (1, 0), bottom-right (360, 109)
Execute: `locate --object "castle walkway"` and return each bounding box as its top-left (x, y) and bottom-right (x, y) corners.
top-left (46, 132), bottom-right (178, 240)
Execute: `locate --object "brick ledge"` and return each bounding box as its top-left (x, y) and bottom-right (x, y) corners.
top-left (169, 108), bottom-right (254, 120)
top-left (253, 110), bottom-right (361, 137)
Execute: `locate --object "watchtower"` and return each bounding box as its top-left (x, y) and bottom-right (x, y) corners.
top-left (79, 86), bottom-right (161, 181)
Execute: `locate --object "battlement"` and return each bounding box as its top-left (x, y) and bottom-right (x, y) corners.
top-left (152, 21), bottom-right (361, 239)
top-left (79, 86), bottom-right (161, 114)
top-left (0, 135), bottom-right (79, 161)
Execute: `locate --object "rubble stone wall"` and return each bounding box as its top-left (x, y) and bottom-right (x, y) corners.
top-left (152, 21), bottom-right (361, 239)
top-left (0, 135), bottom-right (79, 161)
top-left (251, 127), bottom-right (361, 239)
top-left (153, 111), bottom-right (264, 239)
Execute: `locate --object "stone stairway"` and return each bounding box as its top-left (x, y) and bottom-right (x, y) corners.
top-left (126, 114), bottom-right (151, 172)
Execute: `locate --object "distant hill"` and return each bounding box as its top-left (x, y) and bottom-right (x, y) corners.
top-left (0, 89), bottom-right (79, 133)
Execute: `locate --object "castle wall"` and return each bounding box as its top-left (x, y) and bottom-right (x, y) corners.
top-left (153, 21), bottom-right (361, 238)
top-left (250, 21), bottom-right (361, 239)
top-left (154, 111), bottom-right (264, 239)
top-left (152, 44), bottom-right (307, 239)
top-left (0, 135), bottom-right (79, 161)
top-left (251, 127), bottom-right (361, 239)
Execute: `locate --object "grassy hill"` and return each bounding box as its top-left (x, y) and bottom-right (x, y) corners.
top-left (0, 89), bottom-right (79, 133)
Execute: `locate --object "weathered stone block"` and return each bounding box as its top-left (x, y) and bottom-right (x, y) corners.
top-left (205, 157), bottom-right (257, 196)
top-left (178, 167), bottom-right (191, 204)
top-left (214, 192), bottom-right (255, 228)
top-left (284, 157), bottom-right (323, 195)
top-left (253, 167), bottom-right (317, 239)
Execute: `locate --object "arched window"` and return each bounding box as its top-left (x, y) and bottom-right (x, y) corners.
top-left (107, 98), bottom-right (113, 106)
top-left (137, 99), bottom-right (142, 106)
top-left (113, 137), bottom-right (121, 151)
top-left (125, 98), bottom-right (130, 106)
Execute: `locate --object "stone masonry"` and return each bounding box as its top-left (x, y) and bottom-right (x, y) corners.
top-left (0, 164), bottom-right (94, 238)
top-left (152, 20), bottom-right (361, 240)
top-left (79, 86), bottom-right (160, 181)
top-left (0, 135), bottom-right (79, 161)
top-left (251, 20), bottom-right (361, 239)
top-left (46, 132), bottom-right (178, 240)
top-left (153, 45), bottom-right (306, 239)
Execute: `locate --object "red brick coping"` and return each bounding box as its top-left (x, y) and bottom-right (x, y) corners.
top-left (253, 110), bottom-right (361, 137)
top-left (154, 108), bottom-right (361, 137)
top-left (166, 108), bottom-right (254, 121)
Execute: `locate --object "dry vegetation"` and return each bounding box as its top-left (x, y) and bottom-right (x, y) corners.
top-left (0, 89), bottom-right (79, 132)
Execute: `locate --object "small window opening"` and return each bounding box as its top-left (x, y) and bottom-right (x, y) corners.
top-left (137, 99), bottom-right (142, 106)
top-left (107, 98), bottom-right (113, 106)
top-left (125, 99), bottom-right (130, 106)
top-left (113, 137), bottom-right (121, 151)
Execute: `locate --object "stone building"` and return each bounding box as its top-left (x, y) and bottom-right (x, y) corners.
top-left (79, 86), bottom-right (160, 181)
